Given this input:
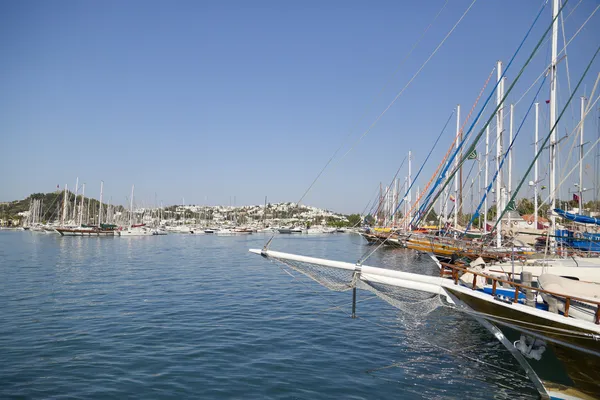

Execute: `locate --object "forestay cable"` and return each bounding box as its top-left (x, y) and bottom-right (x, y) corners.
top-left (492, 45), bottom-right (600, 233)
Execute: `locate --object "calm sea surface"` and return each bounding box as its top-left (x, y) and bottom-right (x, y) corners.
top-left (0, 231), bottom-right (538, 399)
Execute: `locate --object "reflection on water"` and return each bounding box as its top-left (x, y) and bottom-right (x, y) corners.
top-left (0, 231), bottom-right (537, 399)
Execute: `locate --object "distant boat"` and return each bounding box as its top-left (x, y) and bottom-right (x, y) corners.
top-left (278, 227), bottom-right (304, 234)
top-left (118, 186), bottom-right (155, 237)
top-left (152, 228), bottom-right (168, 236)
top-left (56, 224), bottom-right (117, 237)
top-left (119, 223), bottom-right (153, 236)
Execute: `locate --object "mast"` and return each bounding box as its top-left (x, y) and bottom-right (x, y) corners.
top-left (86, 197), bottom-right (90, 225)
top-left (454, 104), bottom-right (460, 231)
top-left (578, 96), bottom-right (586, 212)
top-left (79, 183), bottom-right (85, 226)
top-left (98, 181), bottom-right (104, 226)
top-left (390, 180), bottom-right (394, 226)
top-left (130, 185), bottom-right (135, 227)
top-left (72, 177), bottom-right (79, 221)
top-left (403, 177), bottom-right (408, 230)
top-left (263, 196), bottom-right (267, 227)
top-left (495, 61), bottom-right (504, 248)
top-left (508, 103), bottom-right (514, 226)
top-left (534, 103), bottom-right (539, 228)
top-left (379, 183), bottom-right (382, 225)
top-left (484, 124), bottom-right (489, 232)
top-left (61, 184), bottom-right (68, 227)
top-left (549, 0), bottom-right (558, 249)
top-left (478, 157), bottom-right (482, 230)
top-left (408, 150), bottom-right (412, 230)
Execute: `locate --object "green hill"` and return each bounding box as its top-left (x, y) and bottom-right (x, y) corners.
top-left (0, 191), bottom-right (124, 224)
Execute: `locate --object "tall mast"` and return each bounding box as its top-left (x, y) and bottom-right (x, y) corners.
top-left (79, 183), bottom-right (85, 226)
top-left (534, 103), bottom-right (539, 228)
top-left (549, 0), bottom-right (559, 248)
top-left (579, 96), bottom-right (586, 212)
top-left (407, 150), bottom-right (412, 230)
top-left (403, 177), bottom-right (408, 230)
top-left (62, 184), bottom-right (68, 227)
top-left (72, 177), bottom-right (79, 221)
top-left (379, 183), bottom-right (382, 225)
top-left (86, 197), bottom-right (90, 224)
top-left (98, 181), bottom-right (104, 226)
top-left (484, 124), bottom-right (489, 232)
top-left (478, 158), bottom-right (482, 230)
top-left (130, 185), bottom-right (135, 227)
top-left (495, 61), bottom-right (504, 248)
top-left (454, 105), bottom-right (460, 230)
top-left (263, 196), bottom-right (267, 227)
top-left (391, 181), bottom-right (396, 226)
top-left (508, 103), bottom-right (514, 226)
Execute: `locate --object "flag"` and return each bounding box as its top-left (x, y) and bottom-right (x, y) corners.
top-left (449, 194), bottom-right (456, 202)
top-left (467, 149), bottom-right (477, 160)
top-left (545, 99), bottom-right (550, 104)
top-left (573, 193), bottom-right (580, 202)
top-left (57, 184), bottom-right (59, 189)
top-left (506, 200), bottom-right (516, 211)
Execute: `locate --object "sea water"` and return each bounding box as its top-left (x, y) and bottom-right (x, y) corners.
top-left (0, 231), bottom-right (537, 399)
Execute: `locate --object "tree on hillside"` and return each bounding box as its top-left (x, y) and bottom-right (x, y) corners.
top-left (517, 198), bottom-right (534, 215)
top-left (346, 214), bottom-right (361, 227)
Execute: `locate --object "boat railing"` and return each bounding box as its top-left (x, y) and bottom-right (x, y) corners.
top-left (439, 261), bottom-right (600, 325)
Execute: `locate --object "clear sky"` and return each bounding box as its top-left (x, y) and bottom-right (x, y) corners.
top-left (1, 0), bottom-right (599, 214)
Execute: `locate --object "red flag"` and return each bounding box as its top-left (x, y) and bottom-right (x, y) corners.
top-left (573, 193), bottom-right (580, 202)
top-left (545, 99), bottom-right (550, 104)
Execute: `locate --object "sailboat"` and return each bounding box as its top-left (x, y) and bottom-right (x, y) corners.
top-left (118, 185), bottom-right (154, 236)
top-left (249, 0), bottom-right (600, 397)
top-left (250, 247), bottom-right (600, 399)
top-left (57, 181), bottom-right (117, 236)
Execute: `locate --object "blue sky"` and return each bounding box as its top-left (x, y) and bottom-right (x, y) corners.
top-left (1, 0), bottom-right (599, 214)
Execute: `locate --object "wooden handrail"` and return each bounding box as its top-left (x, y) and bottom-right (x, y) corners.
top-left (439, 261), bottom-right (600, 325)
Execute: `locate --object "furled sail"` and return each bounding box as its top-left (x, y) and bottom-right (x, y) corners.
top-left (554, 208), bottom-right (600, 225)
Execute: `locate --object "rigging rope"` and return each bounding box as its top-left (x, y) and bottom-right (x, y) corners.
top-left (371, 155), bottom-right (408, 224)
top-left (357, 111), bottom-right (455, 264)
top-left (466, 73), bottom-right (548, 234)
top-left (415, 0), bottom-right (563, 227)
top-left (261, 0), bottom-right (470, 249)
top-left (335, 0), bottom-right (478, 164)
top-left (492, 45), bottom-right (600, 234)
top-left (542, 93), bottom-right (600, 209)
top-left (293, 0), bottom-right (452, 209)
top-left (405, 66), bottom-right (496, 228)
top-left (514, 2), bottom-right (600, 107)
top-left (554, 73), bottom-right (600, 200)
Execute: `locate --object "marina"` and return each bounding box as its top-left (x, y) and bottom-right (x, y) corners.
top-left (2, 0), bottom-right (600, 398)
top-left (0, 230), bottom-right (540, 399)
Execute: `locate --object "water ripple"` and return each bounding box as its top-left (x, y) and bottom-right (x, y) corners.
top-left (0, 231), bottom-right (537, 399)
